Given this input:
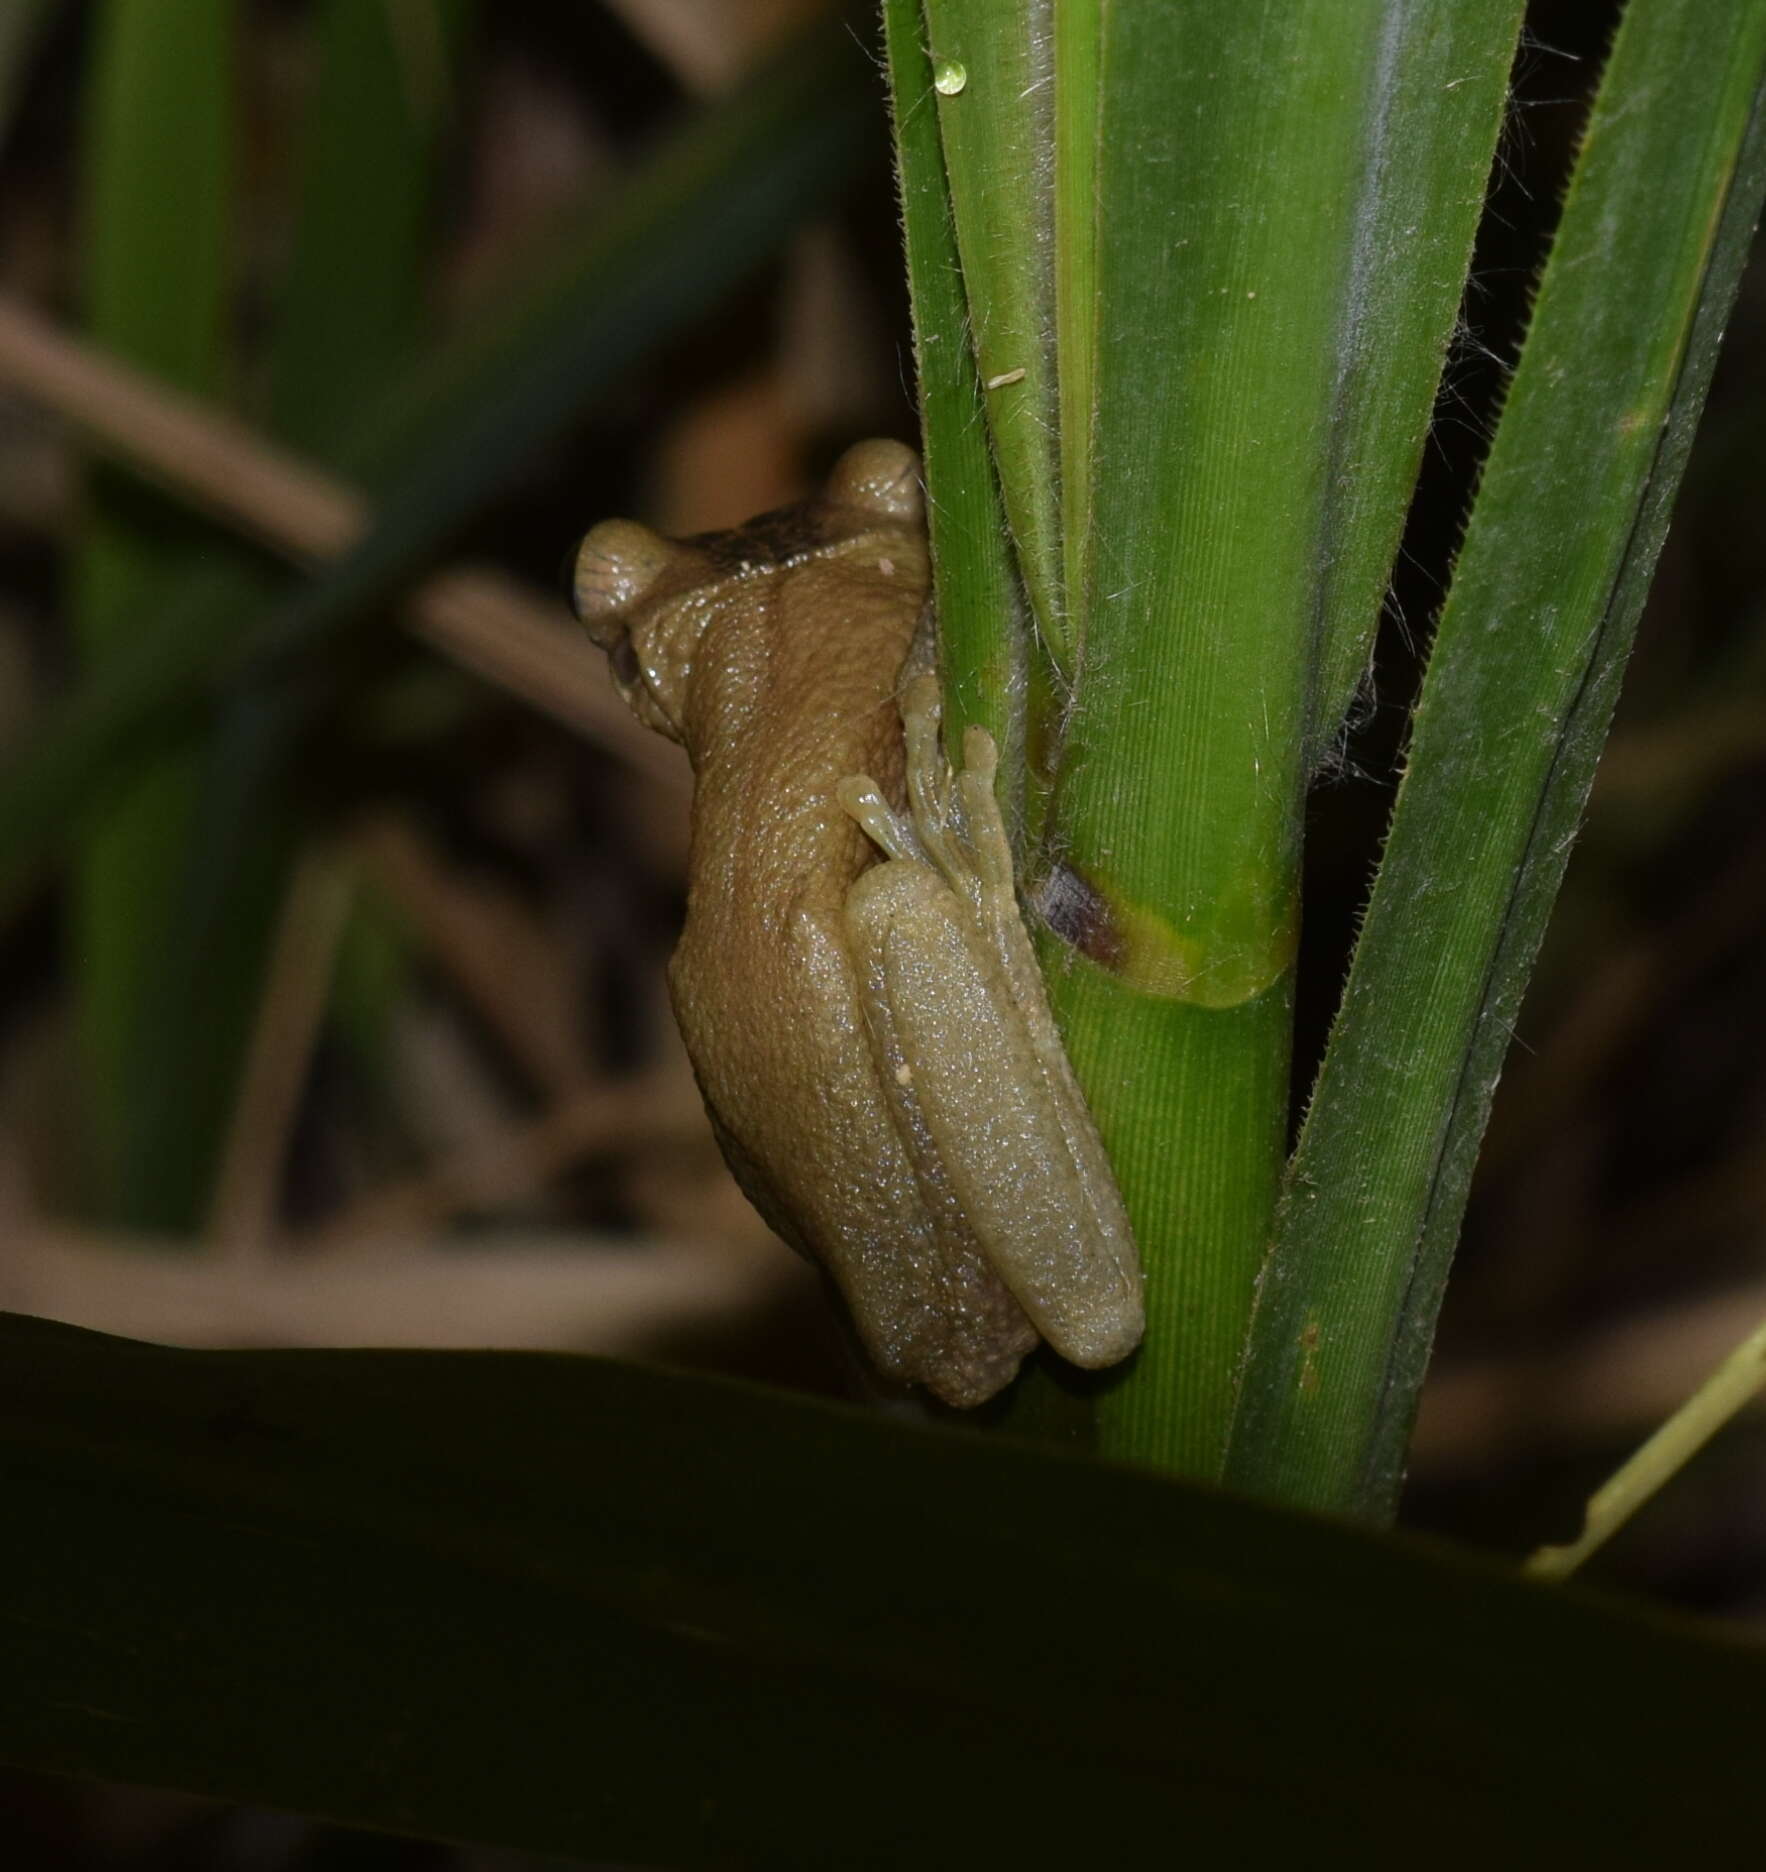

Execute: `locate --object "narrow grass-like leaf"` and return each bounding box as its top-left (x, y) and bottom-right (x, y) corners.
top-left (1302, 1), bottom-right (1524, 765)
top-left (0, 21), bottom-right (874, 919)
top-left (4, 1312), bottom-right (1766, 1864)
top-left (72, 0), bottom-right (235, 1215)
top-left (881, 2), bottom-right (1027, 768)
top-left (1228, 3), bottom-right (1766, 1518)
top-left (921, 3), bottom-right (1067, 669)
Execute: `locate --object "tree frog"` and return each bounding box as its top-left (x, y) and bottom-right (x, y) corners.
top-left (572, 439), bottom-right (1142, 1406)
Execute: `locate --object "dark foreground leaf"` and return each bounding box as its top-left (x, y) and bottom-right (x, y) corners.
top-left (2, 1312), bottom-right (1762, 1866)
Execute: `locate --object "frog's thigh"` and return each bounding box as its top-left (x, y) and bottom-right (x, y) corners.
top-left (844, 860), bottom-right (1141, 1369)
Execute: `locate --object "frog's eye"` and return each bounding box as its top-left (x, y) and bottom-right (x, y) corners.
top-left (572, 519), bottom-right (673, 645)
top-left (825, 438), bottom-right (923, 525)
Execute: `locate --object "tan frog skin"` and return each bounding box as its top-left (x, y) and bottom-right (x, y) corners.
top-left (573, 439), bottom-right (1142, 1406)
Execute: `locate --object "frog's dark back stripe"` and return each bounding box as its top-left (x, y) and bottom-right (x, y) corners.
top-left (686, 501), bottom-right (852, 576)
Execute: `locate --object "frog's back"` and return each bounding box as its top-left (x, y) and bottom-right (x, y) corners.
top-left (664, 515), bottom-right (959, 1377)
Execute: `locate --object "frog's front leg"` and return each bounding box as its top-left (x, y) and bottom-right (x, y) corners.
top-left (838, 677), bottom-right (1144, 1372)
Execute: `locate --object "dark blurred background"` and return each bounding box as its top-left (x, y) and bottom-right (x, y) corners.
top-left (0, 0), bottom-right (1760, 1862)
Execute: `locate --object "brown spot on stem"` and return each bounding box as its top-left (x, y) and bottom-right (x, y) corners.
top-left (1032, 862), bottom-right (1296, 1006)
top-left (1035, 862), bottom-right (1125, 971)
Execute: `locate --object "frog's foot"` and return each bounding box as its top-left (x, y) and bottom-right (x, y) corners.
top-left (901, 676), bottom-right (1013, 911)
top-left (837, 676), bottom-right (1144, 1380)
top-left (837, 674), bottom-right (1015, 910)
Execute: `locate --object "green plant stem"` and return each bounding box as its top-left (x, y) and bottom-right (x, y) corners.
top-left (1527, 1311), bottom-right (1766, 1582)
top-left (1051, 3), bottom-right (1099, 631)
top-left (1062, 4), bottom-right (1412, 1475)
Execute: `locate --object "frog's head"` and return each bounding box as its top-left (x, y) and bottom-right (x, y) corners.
top-left (573, 440), bottom-right (924, 746)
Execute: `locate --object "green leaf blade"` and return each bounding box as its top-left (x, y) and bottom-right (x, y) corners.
top-left (268, 0), bottom-right (474, 455)
top-left (1304, 0), bottom-right (1525, 765)
top-left (1228, 2), bottom-right (1766, 1517)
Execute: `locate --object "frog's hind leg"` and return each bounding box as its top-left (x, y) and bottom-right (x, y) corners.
top-left (841, 680), bottom-right (1144, 1374)
top-left (839, 855), bottom-right (1040, 1405)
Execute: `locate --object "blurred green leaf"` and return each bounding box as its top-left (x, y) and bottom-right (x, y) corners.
top-left (117, 0), bottom-right (476, 1232)
top-left (0, 18), bottom-right (875, 926)
top-left (1228, 0), bottom-right (1766, 1517)
top-left (269, 0), bottom-right (473, 455)
top-left (71, 0), bottom-right (237, 1218)
top-left (3, 1310), bottom-right (1765, 1864)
